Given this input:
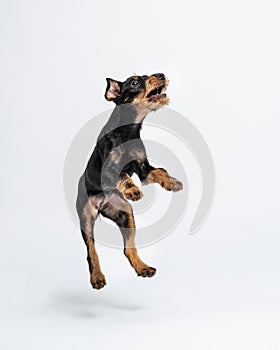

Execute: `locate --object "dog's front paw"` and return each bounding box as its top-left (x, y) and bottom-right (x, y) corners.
top-left (123, 185), bottom-right (143, 202)
top-left (137, 266), bottom-right (157, 278)
top-left (170, 177), bottom-right (183, 192)
top-left (90, 273), bottom-right (106, 290)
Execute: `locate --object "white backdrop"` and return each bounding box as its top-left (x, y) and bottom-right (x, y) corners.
top-left (1, 1), bottom-right (280, 349)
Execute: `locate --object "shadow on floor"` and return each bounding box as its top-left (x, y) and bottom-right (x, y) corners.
top-left (49, 290), bottom-right (145, 319)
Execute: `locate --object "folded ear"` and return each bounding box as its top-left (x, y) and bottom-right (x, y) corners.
top-left (105, 78), bottom-right (122, 102)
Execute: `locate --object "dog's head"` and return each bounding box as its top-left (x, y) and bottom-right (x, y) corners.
top-left (105, 73), bottom-right (169, 111)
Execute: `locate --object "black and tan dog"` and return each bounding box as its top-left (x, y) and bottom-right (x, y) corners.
top-left (76, 73), bottom-right (183, 289)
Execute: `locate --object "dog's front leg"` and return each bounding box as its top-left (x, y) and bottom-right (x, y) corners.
top-left (117, 173), bottom-right (143, 201)
top-left (139, 161), bottom-right (183, 192)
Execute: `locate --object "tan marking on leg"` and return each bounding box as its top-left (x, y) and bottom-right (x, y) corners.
top-left (142, 169), bottom-right (183, 192)
top-left (82, 200), bottom-right (106, 289)
top-left (143, 168), bottom-right (171, 190)
top-left (105, 191), bottom-right (133, 213)
top-left (122, 216), bottom-right (156, 278)
top-left (125, 245), bottom-right (157, 278)
top-left (100, 193), bottom-right (156, 278)
top-left (117, 174), bottom-right (143, 201)
top-left (83, 200), bottom-right (98, 235)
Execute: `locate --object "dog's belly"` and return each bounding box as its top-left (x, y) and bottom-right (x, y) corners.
top-left (80, 140), bottom-right (146, 198)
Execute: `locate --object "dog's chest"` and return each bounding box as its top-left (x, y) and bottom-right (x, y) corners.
top-left (110, 144), bottom-right (145, 165)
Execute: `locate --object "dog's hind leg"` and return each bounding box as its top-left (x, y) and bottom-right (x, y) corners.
top-left (78, 198), bottom-right (106, 290)
top-left (100, 192), bottom-right (156, 278)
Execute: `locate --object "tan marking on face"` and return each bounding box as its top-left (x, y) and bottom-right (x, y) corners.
top-left (132, 76), bottom-right (170, 120)
top-left (133, 100), bottom-right (169, 122)
top-left (132, 90), bottom-right (146, 103)
top-left (134, 76), bottom-right (169, 101)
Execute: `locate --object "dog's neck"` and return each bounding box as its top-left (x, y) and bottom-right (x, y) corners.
top-left (98, 104), bottom-right (150, 143)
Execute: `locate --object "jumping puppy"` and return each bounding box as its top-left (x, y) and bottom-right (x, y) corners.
top-left (76, 73), bottom-right (183, 289)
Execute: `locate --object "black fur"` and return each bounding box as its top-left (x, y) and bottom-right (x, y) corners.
top-left (76, 73), bottom-right (182, 289)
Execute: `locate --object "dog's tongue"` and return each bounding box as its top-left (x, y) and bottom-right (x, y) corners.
top-left (151, 93), bottom-right (166, 100)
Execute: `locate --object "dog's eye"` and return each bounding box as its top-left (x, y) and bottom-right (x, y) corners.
top-left (131, 80), bottom-right (140, 87)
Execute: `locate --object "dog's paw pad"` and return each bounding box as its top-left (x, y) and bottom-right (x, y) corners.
top-left (124, 186), bottom-right (143, 201)
top-left (90, 274), bottom-right (106, 290)
top-left (137, 266), bottom-right (157, 278)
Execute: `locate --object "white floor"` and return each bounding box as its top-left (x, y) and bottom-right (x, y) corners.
top-left (1, 212), bottom-right (279, 349)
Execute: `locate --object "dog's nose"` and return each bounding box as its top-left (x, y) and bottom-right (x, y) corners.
top-left (153, 73), bottom-right (165, 80)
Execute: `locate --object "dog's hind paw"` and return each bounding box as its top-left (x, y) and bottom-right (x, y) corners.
top-left (137, 266), bottom-right (157, 278)
top-left (90, 273), bottom-right (106, 290)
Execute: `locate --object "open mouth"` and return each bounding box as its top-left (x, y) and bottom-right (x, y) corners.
top-left (146, 85), bottom-right (167, 100)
